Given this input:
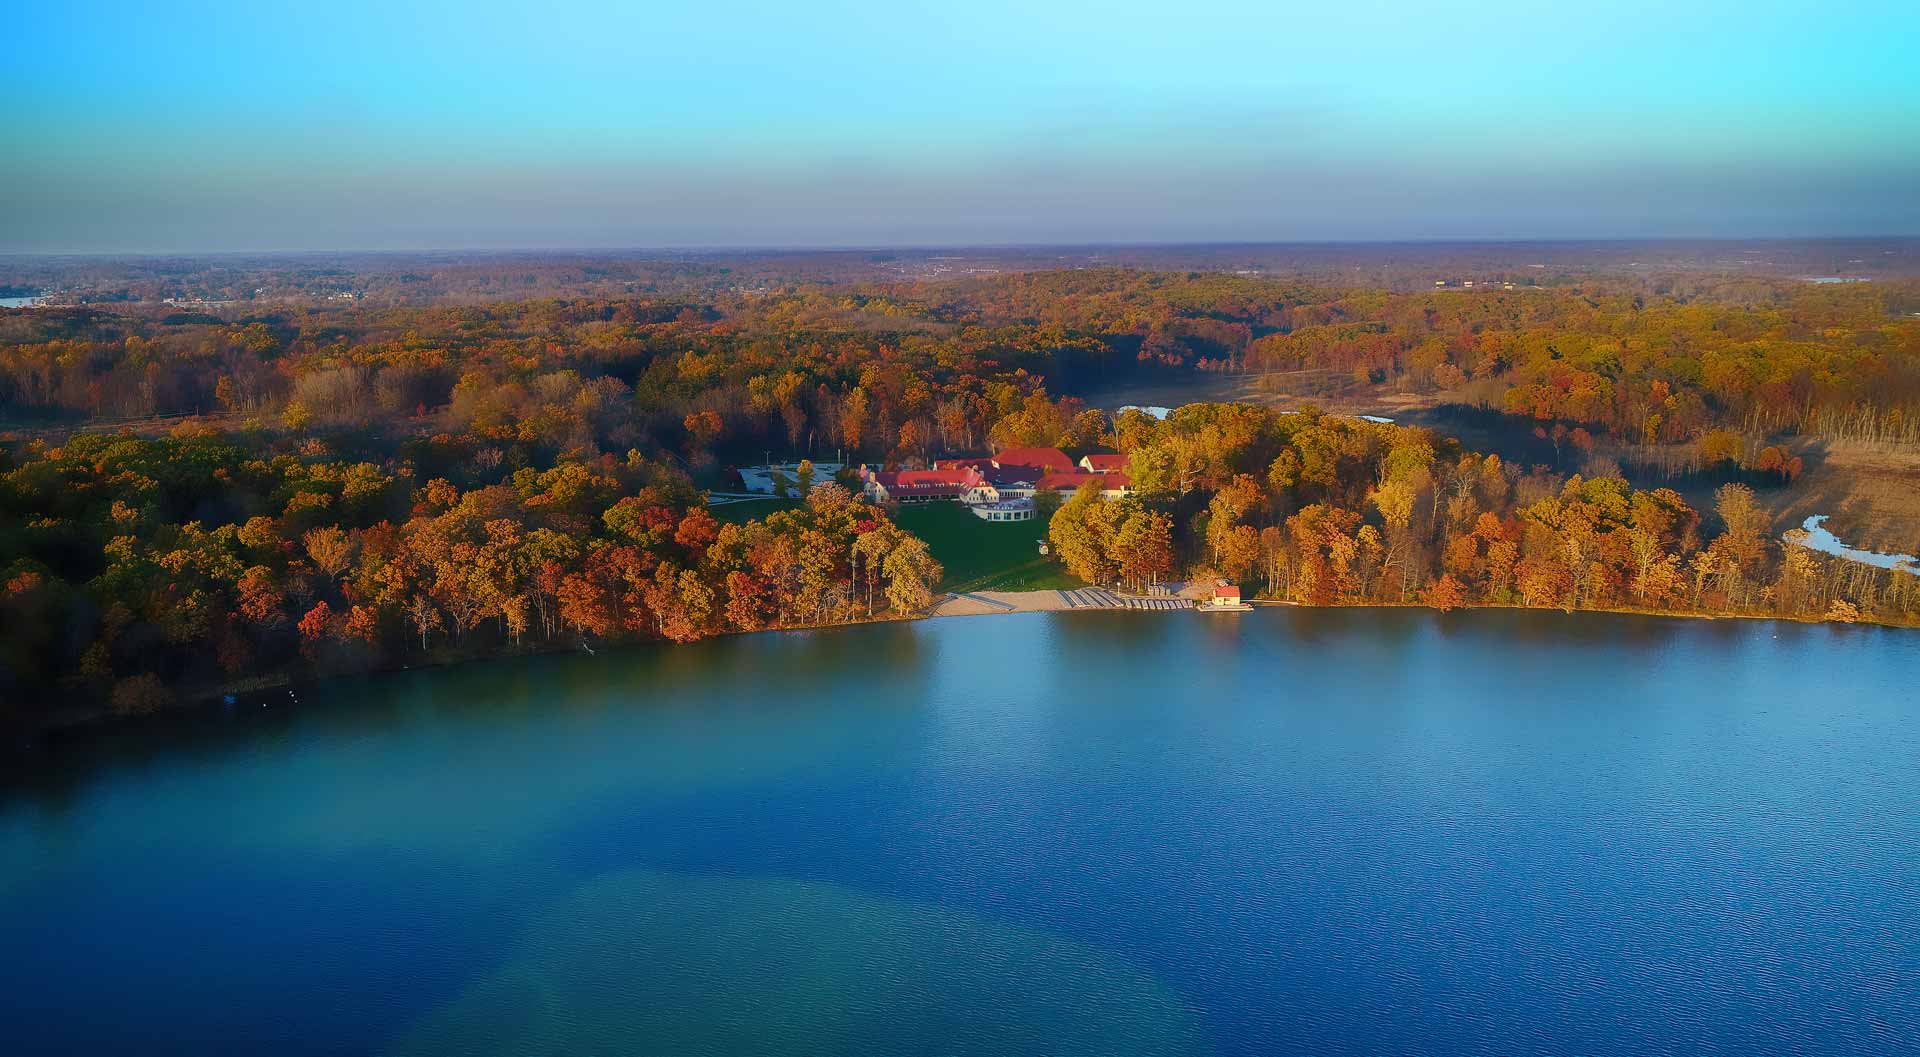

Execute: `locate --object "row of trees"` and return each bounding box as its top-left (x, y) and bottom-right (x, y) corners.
top-left (1043, 403), bottom-right (1920, 626)
top-left (0, 426), bottom-right (939, 722)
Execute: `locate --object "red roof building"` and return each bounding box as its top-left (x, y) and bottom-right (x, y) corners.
top-left (1200, 578), bottom-right (1251, 609)
top-left (1036, 471), bottom-right (1132, 496)
top-left (1078, 453), bottom-right (1128, 474)
top-left (990, 447), bottom-right (1074, 479)
top-left (933, 457), bottom-right (992, 472)
top-left (894, 469), bottom-right (974, 487)
top-left (860, 452), bottom-right (1134, 505)
top-left (859, 465), bottom-right (983, 502)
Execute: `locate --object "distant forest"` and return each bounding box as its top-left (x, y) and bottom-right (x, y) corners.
top-left (5, 263), bottom-right (1917, 452)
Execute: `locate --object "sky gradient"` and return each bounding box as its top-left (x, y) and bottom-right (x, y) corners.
top-left (5, 0), bottom-right (1917, 252)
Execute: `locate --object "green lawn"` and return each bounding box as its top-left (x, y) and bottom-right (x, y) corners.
top-left (890, 502), bottom-right (1083, 593)
top-left (708, 497), bottom-right (1080, 593)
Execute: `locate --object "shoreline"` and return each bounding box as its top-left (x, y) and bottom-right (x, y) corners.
top-left (926, 589), bottom-right (1920, 634)
top-left (13, 594), bottom-right (1915, 747)
top-left (10, 611), bottom-right (920, 746)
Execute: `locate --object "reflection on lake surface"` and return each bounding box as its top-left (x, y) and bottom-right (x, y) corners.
top-left (3, 609), bottom-right (1918, 1056)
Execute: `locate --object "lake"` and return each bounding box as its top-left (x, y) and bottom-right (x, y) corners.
top-left (4, 610), bottom-right (1918, 1056)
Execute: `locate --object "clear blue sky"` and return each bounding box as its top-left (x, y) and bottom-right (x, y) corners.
top-left (4, 0), bottom-right (1915, 252)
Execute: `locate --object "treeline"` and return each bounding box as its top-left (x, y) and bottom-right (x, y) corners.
top-left (0, 425), bottom-right (938, 724)
top-left (1242, 283), bottom-right (1920, 444)
top-left (0, 300), bottom-right (1089, 466)
top-left (7, 271), bottom-right (1917, 464)
top-left (1046, 403), bottom-right (1920, 626)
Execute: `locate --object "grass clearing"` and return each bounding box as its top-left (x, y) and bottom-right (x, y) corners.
top-left (889, 502), bottom-right (1083, 593)
top-left (1765, 439), bottom-right (1920, 554)
top-left (708, 496), bottom-right (1081, 592)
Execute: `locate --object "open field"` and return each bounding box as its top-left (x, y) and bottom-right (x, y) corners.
top-left (1769, 440), bottom-right (1920, 554)
top-left (890, 502), bottom-right (1083, 593)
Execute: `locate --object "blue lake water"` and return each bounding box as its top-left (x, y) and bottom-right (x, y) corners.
top-left (3, 609), bottom-right (1919, 1055)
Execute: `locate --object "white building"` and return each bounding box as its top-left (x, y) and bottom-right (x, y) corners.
top-left (969, 498), bottom-right (1036, 522)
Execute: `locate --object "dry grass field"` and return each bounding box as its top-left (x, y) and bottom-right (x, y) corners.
top-left (1770, 440), bottom-right (1920, 554)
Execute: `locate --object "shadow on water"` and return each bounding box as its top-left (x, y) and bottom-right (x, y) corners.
top-left (2, 622), bottom-right (934, 812)
top-left (10, 607), bottom-right (1892, 818)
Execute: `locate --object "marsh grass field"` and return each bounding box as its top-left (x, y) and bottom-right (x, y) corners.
top-left (1766, 439), bottom-right (1920, 554)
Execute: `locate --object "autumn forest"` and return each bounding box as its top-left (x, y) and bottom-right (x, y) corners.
top-left (4, 255), bottom-right (1918, 726)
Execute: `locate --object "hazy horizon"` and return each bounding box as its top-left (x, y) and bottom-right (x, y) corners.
top-left (7, 0), bottom-right (1917, 254)
top-left (9, 235), bottom-right (1920, 263)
